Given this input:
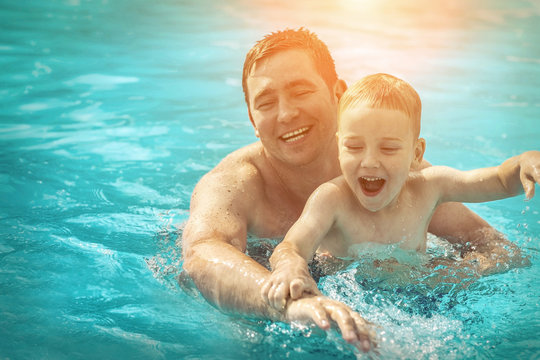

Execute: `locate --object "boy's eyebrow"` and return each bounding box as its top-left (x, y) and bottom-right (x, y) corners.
top-left (381, 137), bottom-right (404, 142)
top-left (340, 134), bottom-right (361, 140)
top-left (341, 136), bottom-right (404, 142)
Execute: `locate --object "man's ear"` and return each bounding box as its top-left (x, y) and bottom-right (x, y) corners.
top-left (334, 79), bottom-right (348, 102)
top-left (248, 111), bottom-right (260, 138)
top-left (412, 138), bottom-right (426, 168)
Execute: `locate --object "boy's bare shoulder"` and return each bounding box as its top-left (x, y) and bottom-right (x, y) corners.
top-left (326, 176), bottom-right (349, 190)
top-left (310, 176), bottom-right (349, 202)
top-left (409, 166), bottom-right (447, 183)
top-left (406, 166), bottom-right (456, 198)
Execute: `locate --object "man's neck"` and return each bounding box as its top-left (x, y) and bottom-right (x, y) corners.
top-left (263, 149), bottom-right (341, 204)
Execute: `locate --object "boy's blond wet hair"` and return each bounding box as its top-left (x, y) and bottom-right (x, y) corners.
top-left (338, 73), bottom-right (422, 138)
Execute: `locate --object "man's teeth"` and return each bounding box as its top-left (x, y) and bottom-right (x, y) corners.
top-left (282, 127), bottom-right (309, 142)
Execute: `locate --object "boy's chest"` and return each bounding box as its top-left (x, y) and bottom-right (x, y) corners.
top-left (319, 202), bottom-right (436, 256)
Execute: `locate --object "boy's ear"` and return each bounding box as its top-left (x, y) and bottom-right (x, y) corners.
top-left (334, 79), bottom-right (348, 102)
top-left (413, 138), bottom-right (426, 168)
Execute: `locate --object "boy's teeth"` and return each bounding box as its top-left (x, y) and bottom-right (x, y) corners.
top-left (359, 176), bottom-right (385, 193)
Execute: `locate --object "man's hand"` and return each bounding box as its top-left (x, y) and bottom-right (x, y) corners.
top-left (284, 295), bottom-right (376, 353)
top-left (429, 228), bottom-right (530, 278)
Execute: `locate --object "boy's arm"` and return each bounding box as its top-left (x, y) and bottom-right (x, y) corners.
top-left (418, 158), bottom-right (521, 274)
top-left (418, 159), bottom-right (497, 243)
top-left (498, 150), bottom-right (540, 199)
top-left (263, 183), bottom-right (340, 310)
top-left (262, 240), bottom-right (320, 310)
top-left (428, 151), bottom-right (540, 274)
top-left (434, 150), bottom-right (540, 204)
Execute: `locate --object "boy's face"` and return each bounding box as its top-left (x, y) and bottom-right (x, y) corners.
top-left (338, 105), bottom-right (424, 212)
top-left (246, 49), bottom-right (340, 167)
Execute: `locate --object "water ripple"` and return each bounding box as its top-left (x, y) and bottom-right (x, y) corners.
top-left (65, 73), bottom-right (139, 91)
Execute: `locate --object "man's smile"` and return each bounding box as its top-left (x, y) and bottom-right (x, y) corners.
top-left (280, 126), bottom-right (310, 143)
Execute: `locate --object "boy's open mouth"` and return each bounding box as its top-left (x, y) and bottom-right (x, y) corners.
top-left (358, 176), bottom-right (385, 196)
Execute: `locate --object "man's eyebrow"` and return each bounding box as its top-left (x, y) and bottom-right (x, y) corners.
top-left (253, 88), bottom-right (274, 104)
top-left (252, 79), bottom-right (316, 104)
top-left (285, 79), bottom-right (316, 89)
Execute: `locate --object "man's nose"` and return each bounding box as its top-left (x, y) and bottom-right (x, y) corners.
top-left (277, 97), bottom-right (299, 123)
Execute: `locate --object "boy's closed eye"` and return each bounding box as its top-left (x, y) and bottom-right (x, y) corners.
top-left (342, 139), bottom-right (364, 151)
top-left (380, 146), bottom-right (401, 154)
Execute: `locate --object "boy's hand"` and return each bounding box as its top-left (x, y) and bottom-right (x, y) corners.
top-left (519, 150), bottom-right (540, 199)
top-left (261, 265), bottom-right (320, 310)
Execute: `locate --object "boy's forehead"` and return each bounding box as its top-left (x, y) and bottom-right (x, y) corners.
top-left (341, 105), bottom-right (411, 122)
top-left (339, 106), bottom-right (413, 134)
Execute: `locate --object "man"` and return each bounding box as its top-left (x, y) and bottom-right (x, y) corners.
top-left (181, 28), bottom-right (518, 350)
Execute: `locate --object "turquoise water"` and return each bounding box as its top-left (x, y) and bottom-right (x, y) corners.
top-left (1, 0), bottom-right (539, 359)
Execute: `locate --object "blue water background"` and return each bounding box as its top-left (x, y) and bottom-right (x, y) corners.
top-left (1, 0), bottom-right (539, 359)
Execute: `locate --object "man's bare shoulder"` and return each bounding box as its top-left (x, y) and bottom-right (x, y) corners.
top-left (199, 142), bottom-right (265, 190)
top-left (184, 142), bottom-right (266, 247)
top-left (188, 142), bottom-right (271, 218)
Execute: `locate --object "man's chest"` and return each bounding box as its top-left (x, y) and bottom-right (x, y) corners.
top-left (248, 199), bottom-right (302, 239)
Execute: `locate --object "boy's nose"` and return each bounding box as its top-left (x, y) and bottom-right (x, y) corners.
top-left (361, 151), bottom-right (380, 168)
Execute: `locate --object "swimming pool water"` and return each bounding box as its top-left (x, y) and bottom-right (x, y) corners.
top-left (1, 0), bottom-right (539, 359)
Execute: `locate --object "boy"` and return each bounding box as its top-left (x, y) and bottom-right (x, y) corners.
top-left (261, 73), bottom-right (540, 310)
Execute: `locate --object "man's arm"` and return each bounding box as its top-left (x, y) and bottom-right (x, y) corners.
top-left (181, 166), bottom-right (277, 317)
top-left (181, 165), bottom-right (375, 350)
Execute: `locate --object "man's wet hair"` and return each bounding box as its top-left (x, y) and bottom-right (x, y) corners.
top-left (242, 28), bottom-right (338, 107)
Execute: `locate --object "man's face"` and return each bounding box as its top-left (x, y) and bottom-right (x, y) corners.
top-left (246, 49), bottom-right (339, 167)
top-left (338, 106), bottom-right (422, 212)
